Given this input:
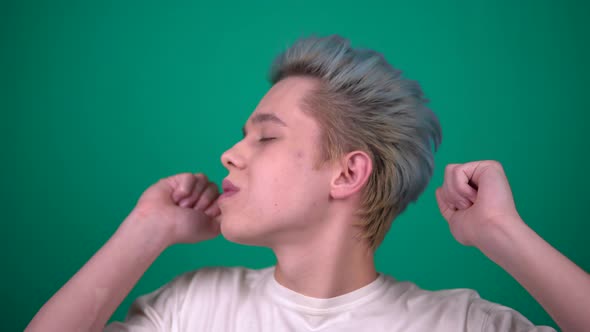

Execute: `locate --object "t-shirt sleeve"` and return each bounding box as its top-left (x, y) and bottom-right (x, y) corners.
top-left (467, 298), bottom-right (558, 332)
top-left (103, 271), bottom-right (195, 332)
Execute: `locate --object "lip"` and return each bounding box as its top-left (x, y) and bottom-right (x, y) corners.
top-left (222, 179), bottom-right (240, 192)
top-left (219, 190), bottom-right (238, 201)
top-left (219, 179), bottom-right (240, 201)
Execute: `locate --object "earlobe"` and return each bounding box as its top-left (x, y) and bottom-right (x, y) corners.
top-left (330, 151), bottom-right (373, 200)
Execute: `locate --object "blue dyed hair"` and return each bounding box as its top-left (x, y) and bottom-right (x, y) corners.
top-left (269, 34), bottom-right (442, 250)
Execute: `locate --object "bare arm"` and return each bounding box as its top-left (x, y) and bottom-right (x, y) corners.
top-left (435, 160), bottom-right (589, 331)
top-left (25, 214), bottom-right (171, 332)
top-left (26, 172), bottom-right (221, 331)
top-left (477, 216), bottom-right (590, 332)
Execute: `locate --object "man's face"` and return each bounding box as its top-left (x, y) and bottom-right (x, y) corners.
top-left (218, 76), bottom-right (335, 247)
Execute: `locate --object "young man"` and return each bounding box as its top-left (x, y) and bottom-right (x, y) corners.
top-left (27, 35), bottom-right (589, 332)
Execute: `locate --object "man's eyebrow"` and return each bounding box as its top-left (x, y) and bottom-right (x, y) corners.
top-left (242, 113), bottom-right (288, 137)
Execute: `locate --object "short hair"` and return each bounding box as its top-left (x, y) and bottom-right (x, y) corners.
top-left (268, 34), bottom-right (442, 251)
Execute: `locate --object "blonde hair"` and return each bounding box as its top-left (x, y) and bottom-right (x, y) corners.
top-left (268, 35), bottom-right (442, 251)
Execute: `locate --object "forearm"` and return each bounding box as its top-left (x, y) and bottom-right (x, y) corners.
top-left (26, 215), bottom-right (171, 332)
top-left (477, 217), bottom-right (590, 332)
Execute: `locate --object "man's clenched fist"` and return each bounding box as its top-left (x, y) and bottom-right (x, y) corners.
top-left (129, 172), bottom-right (222, 247)
top-left (434, 160), bottom-right (524, 247)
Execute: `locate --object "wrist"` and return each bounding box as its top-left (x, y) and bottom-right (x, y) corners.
top-left (118, 212), bottom-right (173, 252)
top-left (474, 214), bottom-right (529, 264)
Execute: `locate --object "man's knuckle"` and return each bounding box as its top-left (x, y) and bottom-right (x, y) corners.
top-left (452, 165), bottom-right (464, 176)
top-left (178, 172), bottom-right (191, 180)
top-left (195, 173), bottom-right (208, 181)
top-left (445, 164), bottom-right (455, 174)
top-left (488, 160), bottom-right (503, 170)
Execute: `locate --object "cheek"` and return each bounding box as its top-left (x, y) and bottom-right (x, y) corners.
top-left (239, 149), bottom-right (323, 214)
top-left (251, 168), bottom-right (324, 220)
top-left (219, 165), bottom-right (328, 244)
top-left (249, 174), bottom-right (291, 214)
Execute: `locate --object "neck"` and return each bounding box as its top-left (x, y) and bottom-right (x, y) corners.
top-left (271, 229), bottom-right (377, 298)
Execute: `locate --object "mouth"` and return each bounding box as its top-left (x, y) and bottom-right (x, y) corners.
top-left (220, 179), bottom-right (240, 201)
top-left (219, 189), bottom-right (239, 201)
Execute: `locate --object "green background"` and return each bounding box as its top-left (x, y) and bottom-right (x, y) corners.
top-left (2, 0), bottom-right (588, 330)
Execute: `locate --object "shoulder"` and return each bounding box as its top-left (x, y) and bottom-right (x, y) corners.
top-left (177, 265), bottom-right (272, 288)
top-left (389, 278), bottom-right (482, 310)
top-left (162, 266), bottom-right (272, 290)
top-left (375, 276), bottom-right (482, 324)
top-left (466, 297), bottom-right (557, 331)
top-left (126, 266), bottom-right (271, 309)
top-left (105, 266), bottom-right (272, 331)
top-left (169, 265), bottom-right (273, 302)
top-left (383, 278), bottom-right (555, 331)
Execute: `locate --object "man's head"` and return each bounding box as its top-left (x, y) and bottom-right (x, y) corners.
top-left (218, 35), bottom-right (442, 252)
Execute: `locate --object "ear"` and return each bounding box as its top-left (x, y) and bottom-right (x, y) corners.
top-left (330, 150), bottom-right (373, 200)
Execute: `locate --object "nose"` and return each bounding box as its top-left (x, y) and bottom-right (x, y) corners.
top-left (220, 143), bottom-right (245, 170)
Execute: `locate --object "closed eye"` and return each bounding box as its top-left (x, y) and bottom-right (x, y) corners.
top-left (259, 137), bottom-right (276, 142)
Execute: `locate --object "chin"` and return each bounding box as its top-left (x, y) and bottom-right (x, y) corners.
top-left (219, 214), bottom-right (268, 247)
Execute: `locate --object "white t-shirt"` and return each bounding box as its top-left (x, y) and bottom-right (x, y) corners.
top-left (104, 266), bottom-right (556, 331)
